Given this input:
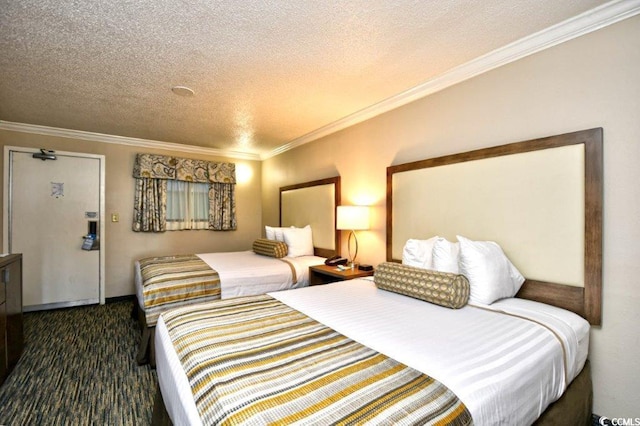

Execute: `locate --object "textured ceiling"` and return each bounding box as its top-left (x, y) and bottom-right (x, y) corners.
top-left (0, 0), bottom-right (611, 157)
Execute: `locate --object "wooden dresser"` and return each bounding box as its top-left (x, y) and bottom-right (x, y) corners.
top-left (0, 253), bottom-right (23, 385)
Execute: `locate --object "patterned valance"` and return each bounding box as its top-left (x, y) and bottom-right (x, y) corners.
top-left (133, 154), bottom-right (236, 184)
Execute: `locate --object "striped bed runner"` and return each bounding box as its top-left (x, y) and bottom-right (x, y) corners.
top-left (162, 295), bottom-right (472, 425)
top-left (140, 255), bottom-right (221, 327)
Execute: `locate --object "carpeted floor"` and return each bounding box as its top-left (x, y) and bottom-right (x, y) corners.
top-left (0, 300), bottom-right (156, 424)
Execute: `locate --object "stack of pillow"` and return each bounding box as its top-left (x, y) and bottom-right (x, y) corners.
top-left (262, 225), bottom-right (314, 257)
top-left (401, 235), bottom-right (525, 305)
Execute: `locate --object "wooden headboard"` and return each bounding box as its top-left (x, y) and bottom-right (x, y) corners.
top-left (386, 129), bottom-right (602, 325)
top-left (279, 177), bottom-right (341, 258)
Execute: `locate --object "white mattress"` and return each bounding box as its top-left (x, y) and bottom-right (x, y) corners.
top-left (155, 278), bottom-right (590, 426)
top-left (135, 251), bottom-right (325, 309)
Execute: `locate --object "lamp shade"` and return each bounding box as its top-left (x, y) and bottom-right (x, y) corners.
top-left (336, 206), bottom-right (370, 231)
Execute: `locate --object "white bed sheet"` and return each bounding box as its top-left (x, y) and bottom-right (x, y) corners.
top-left (135, 251), bottom-right (325, 309)
top-left (155, 278), bottom-right (589, 426)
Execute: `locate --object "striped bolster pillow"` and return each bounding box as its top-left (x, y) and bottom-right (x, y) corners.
top-left (374, 262), bottom-right (470, 309)
top-left (253, 238), bottom-right (288, 258)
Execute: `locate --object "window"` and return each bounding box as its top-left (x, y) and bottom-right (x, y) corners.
top-left (166, 180), bottom-right (209, 230)
top-left (132, 154), bottom-right (236, 232)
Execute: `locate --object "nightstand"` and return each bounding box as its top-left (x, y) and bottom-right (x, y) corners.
top-left (309, 264), bottom-right (375, 286)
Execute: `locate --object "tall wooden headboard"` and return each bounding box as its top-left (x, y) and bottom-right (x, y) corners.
top-left (386, 129), bottom-right (603, 325)
top-left (280, 177), bottom-right (341, 258)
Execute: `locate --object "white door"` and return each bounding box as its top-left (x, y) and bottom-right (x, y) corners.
top-left (5, 149), bottom-right (105, 311)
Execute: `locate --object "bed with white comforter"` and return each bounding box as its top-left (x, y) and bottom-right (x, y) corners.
top-left (155, 278), bottom-right (589, 425)
top-left (135, 251), bottom-right (326, 365)
top-left (135, 251), bottom-right (325, 310)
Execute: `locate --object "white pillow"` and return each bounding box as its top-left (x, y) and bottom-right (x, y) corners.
top-left (432, 238), bottom-right (460, 274)
top-left (457, 235), bottom-right (525, 305)
top-left (282, 225), bottom-right (314, 257)
top-left (265, 225), bottom-right (290, 242)
top-left (402, 237), bottom-right (439, 269)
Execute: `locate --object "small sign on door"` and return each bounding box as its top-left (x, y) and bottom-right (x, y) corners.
top-left (51, 182), bottom-right (64, 198)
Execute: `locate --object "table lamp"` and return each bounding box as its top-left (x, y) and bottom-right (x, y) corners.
top-left (336, 205), bottom-right (370, 268)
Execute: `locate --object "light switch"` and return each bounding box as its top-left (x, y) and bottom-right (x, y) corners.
top-left (111, 213), bottom-right (119, 222)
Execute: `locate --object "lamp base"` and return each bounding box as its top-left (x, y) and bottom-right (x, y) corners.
top-left (347, 230), bottom-right (359, 267)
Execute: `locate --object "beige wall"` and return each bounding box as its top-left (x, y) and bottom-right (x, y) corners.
top-left (262, 16), bottom-right (640, 418)
top-left (0, 131), bottom-right (262, 298)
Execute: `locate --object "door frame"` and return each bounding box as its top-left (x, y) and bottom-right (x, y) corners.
top-left (3, 146), bottom-right (106, 305)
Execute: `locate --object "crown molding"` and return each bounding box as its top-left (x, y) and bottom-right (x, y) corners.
top-left (0, 121), bottom-right (261, 161)
top-left (2, 1), bottom-right (638, 162)
top-left (262, 0), bottom-right (640, 160)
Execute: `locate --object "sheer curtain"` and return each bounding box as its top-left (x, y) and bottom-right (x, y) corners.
top-left (166, 181), bottom-right (209, 230)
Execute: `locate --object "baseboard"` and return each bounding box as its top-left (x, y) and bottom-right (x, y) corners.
top-left (105, 294), bottom-right (136, 304)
